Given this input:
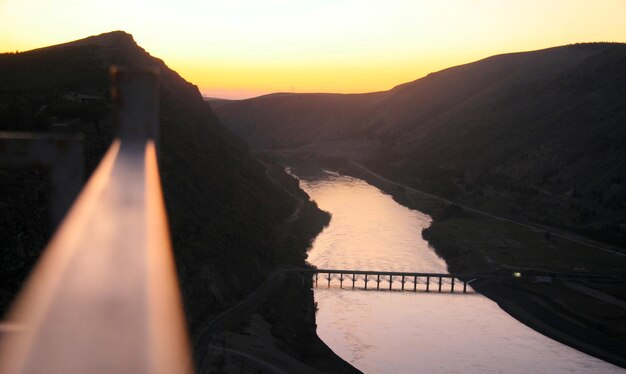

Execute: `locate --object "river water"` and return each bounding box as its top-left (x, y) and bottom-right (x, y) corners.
top-left (298, 171), bottom-right (622, 374)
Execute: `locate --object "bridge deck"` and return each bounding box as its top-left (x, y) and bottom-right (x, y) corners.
top-left (305, 268), bottom-right (476, 293)
top-left (308, 268), bottom-right (456, 277)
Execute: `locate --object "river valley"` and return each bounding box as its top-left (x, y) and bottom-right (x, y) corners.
top-left (298, 171), bottom-right (622, 374)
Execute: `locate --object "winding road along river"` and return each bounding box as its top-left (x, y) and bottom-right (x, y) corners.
top-left (298, 171), bottom-right (622, 374)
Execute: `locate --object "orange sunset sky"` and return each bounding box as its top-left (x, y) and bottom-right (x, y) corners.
top-left (1, 0), bottom-right (626, 99)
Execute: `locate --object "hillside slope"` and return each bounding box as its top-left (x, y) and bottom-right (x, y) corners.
top-left (0, 32), bottom-right (355, 372)
top-left (215, 43), bottom-right (626, 246)
top-left (215, 92), bottom-right (383, 149)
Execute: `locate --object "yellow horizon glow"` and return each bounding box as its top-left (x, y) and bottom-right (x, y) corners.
top-left (2, 1), bottom-right (626, 99)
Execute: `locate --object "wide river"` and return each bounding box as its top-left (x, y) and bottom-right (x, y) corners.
top-left (298, 171), bottom-right (622, 374)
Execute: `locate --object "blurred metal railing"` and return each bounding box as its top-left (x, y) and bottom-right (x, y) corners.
top-left (0, 67), bottom-right (192, 373)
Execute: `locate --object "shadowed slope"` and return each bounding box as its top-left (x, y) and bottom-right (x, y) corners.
top-left (215, 43), bottom-right (626, 246)
top-left (0, 31), bottom-right (355, 373)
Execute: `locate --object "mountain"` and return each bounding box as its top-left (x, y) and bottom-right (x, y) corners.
top-left (0, 32), bottom-right (356, 372)
top-left (214, 43), bottom-right (626, 247)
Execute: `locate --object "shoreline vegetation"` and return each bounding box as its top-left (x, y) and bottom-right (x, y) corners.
top-left (327, 158), bottom-right (626, 369)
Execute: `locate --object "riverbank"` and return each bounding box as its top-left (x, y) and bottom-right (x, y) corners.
top-left (195, 269), bottom-right (360, 373)
top-left (472, 279), bottom-right (626, 368)
top-left (193, 159), bottom-right (360, 373)
top-left (327, 158), bottom-right (626, 369)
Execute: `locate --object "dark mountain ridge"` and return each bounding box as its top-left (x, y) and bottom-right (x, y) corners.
top-left (0, 31), bottom-right (355, 372)
top-left (215, 43), bottom-right (626, 246)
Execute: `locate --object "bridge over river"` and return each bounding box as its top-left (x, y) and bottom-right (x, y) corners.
top-left (301, 268), bottom-right (625, 294)
top-left (304, 269), bottom-right (478, 293)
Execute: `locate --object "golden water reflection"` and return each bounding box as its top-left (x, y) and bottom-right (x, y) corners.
top-left (301, 172), bottom-right (621, 374)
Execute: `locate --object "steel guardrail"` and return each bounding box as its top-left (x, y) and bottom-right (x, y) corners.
top-left (0, 67), bottom-right (192, 373)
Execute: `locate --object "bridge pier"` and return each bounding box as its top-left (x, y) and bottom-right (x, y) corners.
top-left (389, 275), bottom-right (393, 290)
top-left (401, 275), bottom-right (405, 290)
top-left (438, 277), bottom-right (442, 292)
top-left (377, 274), bottom-right (380, 290)
top-left (463, 281), bottom-right (467, 293)
top-left (315, 273), bottom-right (318, 287)
top-left (364, 274), bottom-right (368, 289)
top-left (413, 275), bottom-right (417, 292)
top-left (451, 278), bottom-right (455, 293)
top-left (426, 276), bottom-right (430, 292)
top-left (340, 273), bottom-right (344, 288)
top-left (352, 273), bottom-right (356, 289)
top-left (327, 273), bottom-right (331, 288)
